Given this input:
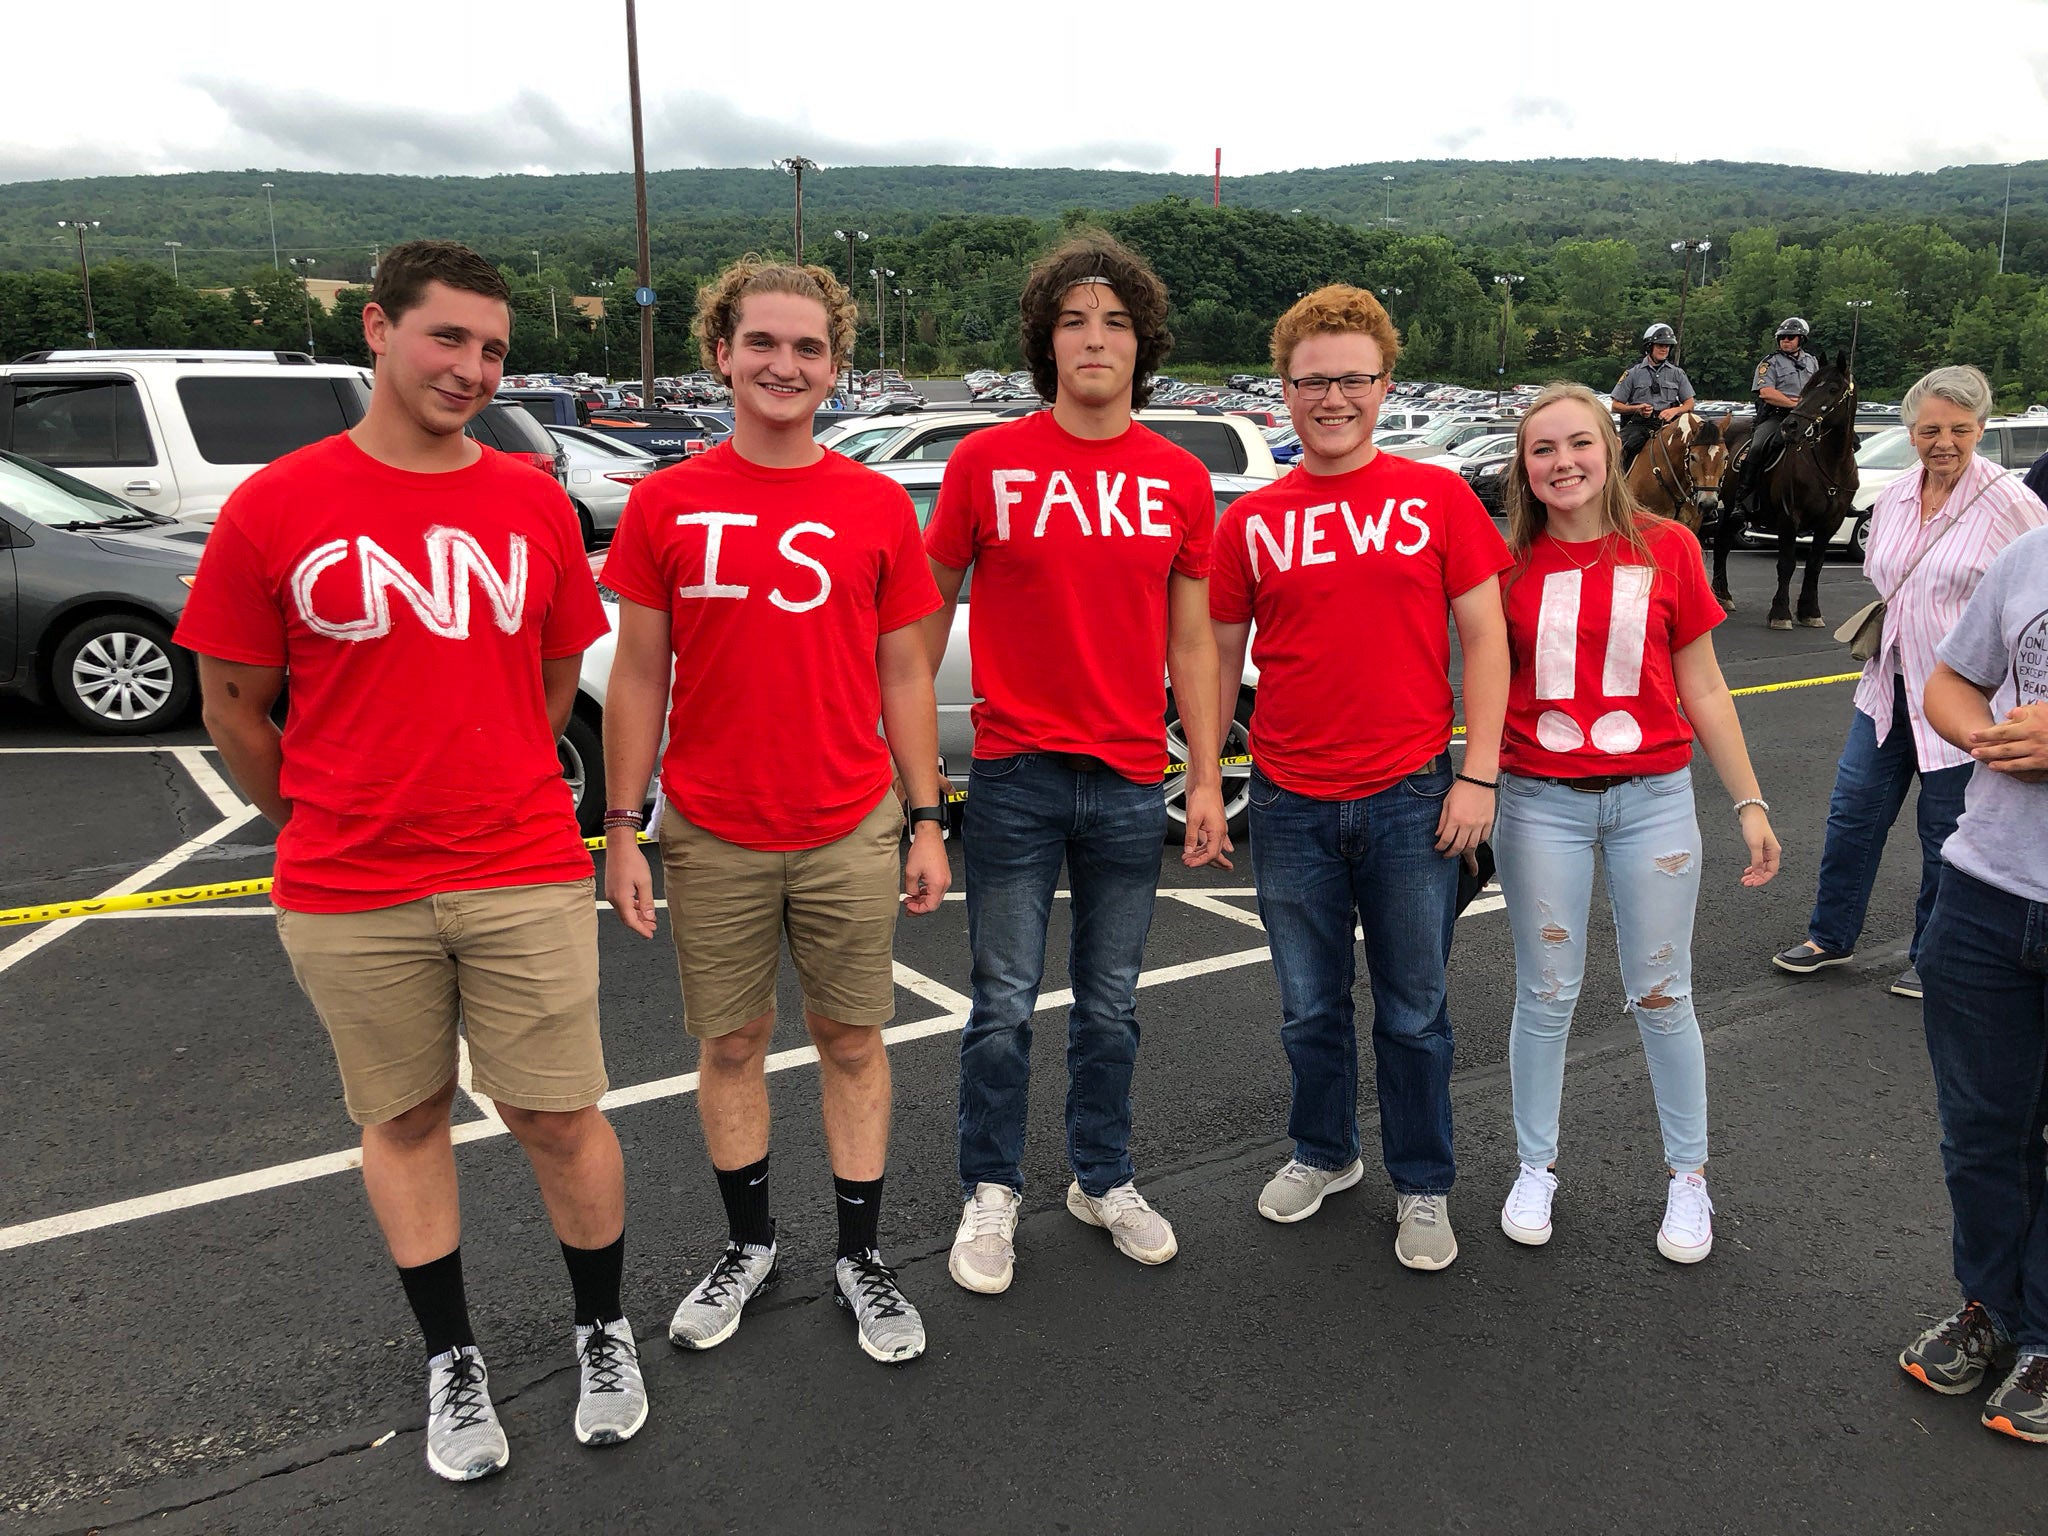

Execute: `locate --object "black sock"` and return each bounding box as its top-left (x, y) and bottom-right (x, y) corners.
top-left (835, 1174), bottom-right (884, 1260)
top-left (397, 1248), bottom-right (476, 1360)
top-left (560, 1232), bottom-right (625, 1327)
top-left (714, 1155), bottom-right (774, 1248)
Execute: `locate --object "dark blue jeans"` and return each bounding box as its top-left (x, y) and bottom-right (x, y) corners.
top-left (1808, 676), bottom-right (1970, 963)
top-left (957, 754), bottom-right (1167, 1199)
top-left (1918, 866), bottom-right (2048, 1350)
top-left (1248, 757), bottom-right (1460, 1194)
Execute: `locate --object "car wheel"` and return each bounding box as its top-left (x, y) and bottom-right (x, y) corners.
top-left (558, 706), bottom-right (607, 839)
top-left (50, 613), bottom-right (194, 735)
top-left (1164, 687), bottom-right (1255, 843)
top-left (573, 500), bottom-right (598, 552)
top-left (1849, 515), bottom-right (1871, 559)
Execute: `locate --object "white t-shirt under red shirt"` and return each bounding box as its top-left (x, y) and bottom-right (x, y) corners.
top-left (1209, 452), bottom-right (1512, 798)
top-left (600, 441), bottom-right (941, 851)
top-left (1499, 517), bottom-right (1724, 779)
top-left (924, 411), bottom-right (1214, 783)
top-left (174, 433), bottom-right (609, 913)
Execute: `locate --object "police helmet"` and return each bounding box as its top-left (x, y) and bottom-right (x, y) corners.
top-left (1776, 316), bottom-right (1810, 339)
top-left (1642, 323), bottom-right (1678, 347)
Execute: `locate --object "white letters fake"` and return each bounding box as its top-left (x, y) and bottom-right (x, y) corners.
top-left (1243, 498), bottom-right (1432, 579)
top-left (989, 469), bottom-right (1174, 542)
top-left (672, 511), bottom-right (835, 613)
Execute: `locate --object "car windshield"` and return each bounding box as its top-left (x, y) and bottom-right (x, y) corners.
top-left (0, 451), bottom-right (151, 526)
top-left (1855, 426), bottom-right (1923, 472)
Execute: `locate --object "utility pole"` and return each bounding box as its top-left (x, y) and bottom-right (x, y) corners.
top-left (260, 182), bottom-right (278, 269)
top-left (289, 256), bottom-right (318, 351)
top-left (1999, 164), bottom-right (2014, 276)
top-left (776, 156), bottom-right (820, 263)
top-left (870, 267), bottom-right (894, 372)
top-left (833, 229), bottom-right (868, 362)
top-left (57, 218), bottom-right (100, 345)
top-left (625, 0), bottom-right (654, 403)
top-left (1668, 237), bottom-right (1711, 361)
top-left (1382, 174), bottom-right (1394, 224)
top-left (1492, 273), bottom-right (1523, 408)
top-left (369, 243), bottom-right (380, 280)
top-left (1845, 298), bottom-right (1872, 375)
top-left (163, 240), bottom-right (181, 282)
top-left (896, 285), bottom-right (913, 373)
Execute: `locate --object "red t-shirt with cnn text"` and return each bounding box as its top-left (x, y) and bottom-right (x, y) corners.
top-left (173, 433), bottom-right (609, 913)
top-left (600, 441), bottom-right (941, 851)
top-left (924, 411), bottom-right (1214, 782)
top-left (1500, 518), bottom-right (1724, 779)
top-left (1209, 452), bottom-right (1511, 798)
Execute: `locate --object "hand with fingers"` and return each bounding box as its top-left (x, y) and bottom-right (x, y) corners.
top-left (1434, 779), bottom-right (1494, 859)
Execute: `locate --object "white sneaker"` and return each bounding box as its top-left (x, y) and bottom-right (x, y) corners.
top-left (948, 1183), bottom-right (1021, 1294)
top-left (1065, 1180), bottom-right (1178, 1265)
top-left (1500, 1163), bottom-right (1558, 1246)
top-left (1657, 1171), bottom-right (1714, 1263)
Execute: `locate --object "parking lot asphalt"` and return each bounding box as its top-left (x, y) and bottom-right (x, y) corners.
top-left (5, 553), bottom-right (2039, 1533)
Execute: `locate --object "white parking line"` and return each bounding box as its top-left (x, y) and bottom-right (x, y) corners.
top-left (0, 744), bottom-right (223, 754)
top-left (170, 747), bottom-right (245, 819)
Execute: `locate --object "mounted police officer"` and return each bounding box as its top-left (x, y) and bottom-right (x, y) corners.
top-left (1726, 316), bottom-right (1819, 515)
top-left (1611, 322), bottom-right (1697, 470)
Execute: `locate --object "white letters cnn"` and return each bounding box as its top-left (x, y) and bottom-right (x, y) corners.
top-left (291, 528), bottom-right (529, 641)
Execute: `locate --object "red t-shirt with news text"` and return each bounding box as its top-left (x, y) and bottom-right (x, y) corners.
top-left (924, 412), bottom-right (1213, 782)
top-left (1209, 453), bottom-right (1511, 798)
top-left (1500, 518), bottom-right (1723, 778)
top-left (173, 433), bottom-right (609, 913)
top-left (600, 442), bottom-right (941, 851)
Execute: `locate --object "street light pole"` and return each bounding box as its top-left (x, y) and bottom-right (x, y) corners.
top-left (369, 244), bottom-right (380, 280)
top-left (1668, 237), bottom-right (1711, 361)
top-left (532, 249), bottom-right (543, 280)
top-left (57, 218), bottom-right (100, 346)
top-left (776, 156), bottom-right (820, 263)
top-left (833, 229), bottom-right (868, 362)
top-left (870, 268), bottom-right (894, 373)
top-left (164, 240), bottom-right (181, 282)
top-left (1492, 273), bottom-right (1523, 408)
top-left (596, 278), bottom-right (612, 377)
top-left (1999, 165), bottom-right (2013, 276)
top-left (896, 286), bottom-right (913, 373)
top-left (625, 0), bottom-right (655, 404)
top-left (1382, 174), bottom-right (1394, 224)
top-left (1845, 298), bottom-right (1872, 375)
top-left (260, 182), bottom-right (278, 269)
top-left (289, 257), bottom-right (317, 352)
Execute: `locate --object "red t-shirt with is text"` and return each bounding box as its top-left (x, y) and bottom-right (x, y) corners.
top-left (173, 433), bottom-right (609, 913)
top-left (600, 442), bottom-right (941, 851)
top-left (1209, 453), bottom-right (1511, 798)
top-left (924, 412), bottom-right (1213, 782)
top-left (1500, 518), bottom-right (1723, 779)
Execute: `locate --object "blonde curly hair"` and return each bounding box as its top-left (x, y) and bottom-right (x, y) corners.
top-left (1270, 284), bottom-right (1402, 379)
top-left (694, 256), bottom-right (858, 380)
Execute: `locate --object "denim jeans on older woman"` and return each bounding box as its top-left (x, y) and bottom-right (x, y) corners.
top-left (1493, 768), bottom-right (1709, 1172)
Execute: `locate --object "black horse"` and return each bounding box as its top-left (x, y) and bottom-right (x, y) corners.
top-left (1711, 351), bottom-right (1860, 629)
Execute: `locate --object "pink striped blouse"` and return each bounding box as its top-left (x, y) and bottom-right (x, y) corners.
top-left (1855, 453), bottom-right (2048, 770)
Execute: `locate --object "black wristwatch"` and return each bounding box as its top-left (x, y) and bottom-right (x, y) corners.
top-left (908, 805), bottom-right (946, 829)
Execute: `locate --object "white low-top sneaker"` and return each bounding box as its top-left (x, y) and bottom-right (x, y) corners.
top-left (1500, 1163), bottom-right (1558, 1246)
top-left (1065, 1181), bottom-right (1177, 1265)
top-left (949, 1183), bottom-right (1021, 1294)
top-left (1657, 1171), bottom-right (1714, 1263)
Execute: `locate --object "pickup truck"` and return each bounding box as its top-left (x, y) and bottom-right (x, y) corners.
top-left (495, 387), bottom-right (590, 429)
top-left (582, 407), bottom-right (733, 464)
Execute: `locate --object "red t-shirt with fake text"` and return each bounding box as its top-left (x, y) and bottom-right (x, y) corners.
top-left (173, 433), bottom-right (609, 913)
top-left (924, 411), bottom-right (1213, 783)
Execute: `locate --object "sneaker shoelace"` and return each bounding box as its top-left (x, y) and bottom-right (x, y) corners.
top-left (966, 1193), bottom-right (1014, 1240)
top-left (432, 1353), bottom-right (492, 1433)
top-left (1665, 1177), bottom-right (1713, 1237)
top-left (846, 1253), bottom-right (908, 1319)
top-left (581, 1326), bottom-right (627, 1396)
top-left (1935, 1301), bottom-right (1997, 1354)
top-left (1508, 1169), bottom-right (1554, 1220)
top-left (1404, 1194), bottom-right (1444, 1227)
top-left (694, 1244), bottom-right (754, 1308)
top-left (1099, 1186), bottom-right (1152, 1226)
top-left (1278, 1161), bottom-right (1321, 1187)
top-left (2009, 1354), bottom-right (2048, 1395)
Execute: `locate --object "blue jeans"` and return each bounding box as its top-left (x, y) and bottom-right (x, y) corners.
top-left (1808, 676), bottom-right (1970, 962)
top-left (1918, 866), bottom-right (2048, 1350)
top-left (957, 754), bottom-right (1167, 1199)
top-left (1493, 770), bottom-right (1709, 1171)
top-left (1248, 757), bottom-right (1459, 1194)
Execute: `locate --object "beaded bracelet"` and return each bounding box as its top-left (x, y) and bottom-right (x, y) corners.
top-left (1732, 797), bottom-right (1771, 815)
top-left (1454, 772), bottom-right (1499, 791)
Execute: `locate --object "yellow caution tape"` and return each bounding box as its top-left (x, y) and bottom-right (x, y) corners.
top-left (0, 672), bottom-right (1867, 928)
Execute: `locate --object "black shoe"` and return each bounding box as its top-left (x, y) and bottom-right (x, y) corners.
top-left (1901, 1301), bottom-right (2011, 1395)
top-left (1772, 941), bottom-right (1855, 975)
top-left (1889, 965), bottom-right (1924, 1000)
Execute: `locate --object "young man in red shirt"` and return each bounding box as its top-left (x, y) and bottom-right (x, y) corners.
top-left (925, 232), bottom-right (1231, 1295)
top-left (601, 259), bottom-right (949, 1363)
top-left (176, 240), bottom-right (642, 1483)
top-left (1209, 286), bottom-right (1510, 1270)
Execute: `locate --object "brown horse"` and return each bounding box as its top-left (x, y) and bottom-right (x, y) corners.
top-left (1711, 351), bottom-right (1860, 629)
top-left (1624, 411), bottom-right (1727, 534)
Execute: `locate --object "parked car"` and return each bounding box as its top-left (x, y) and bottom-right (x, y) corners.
top-left (825, 408), bottom-right (1279, 478)
top-left (1382, 416), bottom-right (1515, 460)
top-left (582, 406), bottom-right (731, 463)
top-left (0, 449), bottom-right (207, 734)
top-left (1413, 432), bottom-right (1519, 472)
top-left (548, 426), bottom-right (657, 547)
top-left (496, 387), bottom-right (590, 429)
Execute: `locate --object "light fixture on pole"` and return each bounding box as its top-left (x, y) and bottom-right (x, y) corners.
top-left (895, 286), bottom-right (913, 373)
top-left (164, 240), bottom-right (182, 282)
top-left (1492, 273), bottom-right (1523, 408)
top-left (57, 218), bottom-right (100, 346)
top-left (870, 267), bottom-right (894, 373)
top-left (1668, 238), bottom-right (1711, 360)
top-left (260, 182), bottom-right (278, 269)
top-left (776, 156), bottom-right (820, 263)
top-left (1845, 298), bottom-right (1872, 375)
top-left (289, 256), bottom-right (318, 352)
top-left (1382, 174), bottom-right (1395, 224)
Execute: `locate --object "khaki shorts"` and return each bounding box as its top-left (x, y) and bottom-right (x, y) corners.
top-left (276, 878), bottom-right (606, 1126)
top-left (659, 795), bottom-right (903, 1038)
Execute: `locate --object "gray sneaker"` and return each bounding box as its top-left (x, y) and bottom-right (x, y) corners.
top-left (668, 1232), bottom-right (778, 1350)
top-left (1890, 965), bottom-right (1924, 1000)
top-left (949, 1183), bottom-right (1021, 1294)
top-left (1066, 1180), bottom-right (1178, 1264)
top-left (834, 1251), bottom-right (926, 1364)
top-left (1394, 1193), bottom-right (1458, 1270)
top-left (1258, 1158), bottom-right (1365, 1224)
top-left (424, 1345), bottom-right (509, 1483)
top-left (573, 1317), bottom-right (647, 1447)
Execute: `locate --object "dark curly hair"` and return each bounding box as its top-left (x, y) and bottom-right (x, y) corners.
top-left (694, 256), bottom-right (859, 380)
top-left (1019, 231), bottom-right (1172, 410)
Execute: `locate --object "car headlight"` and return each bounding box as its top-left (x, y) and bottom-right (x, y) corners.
top-left (1476, 463), bottom-right (1507, 479)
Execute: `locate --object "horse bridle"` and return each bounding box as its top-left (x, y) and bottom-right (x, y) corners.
top-left (1781, 377), bottom-right (1857, 504)
top-left (1645, 418), bottom-right (1695, 511)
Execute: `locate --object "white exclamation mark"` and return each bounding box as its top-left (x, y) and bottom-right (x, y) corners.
top-left (1533, 565), bottom-right (1651, 756)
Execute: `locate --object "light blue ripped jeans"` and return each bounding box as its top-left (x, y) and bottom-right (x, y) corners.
top-left (1492, 768), bottom-right (1709, 1171)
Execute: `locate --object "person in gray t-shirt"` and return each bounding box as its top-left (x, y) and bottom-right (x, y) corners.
top-left (1612, 323), bottom-right (1697, 470)
top-left (1904, 523), bottom-right (2048, 1439)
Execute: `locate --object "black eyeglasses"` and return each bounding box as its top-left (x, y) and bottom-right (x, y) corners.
top-left (1287, 372), bottom-right (1387, 398)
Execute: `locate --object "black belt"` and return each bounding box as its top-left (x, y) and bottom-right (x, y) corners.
top-left (1548, 774), bottom-right (1635, 794)
top-left (1044, 751), bottom-right (1114, 774)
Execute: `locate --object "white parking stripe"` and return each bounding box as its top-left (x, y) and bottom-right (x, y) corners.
top-left (893, 961), bottom-right (973, 1016)
top-left (170, 747), bottom-right (245, 819)
top-left (0, 745), bottom-right (223, 754)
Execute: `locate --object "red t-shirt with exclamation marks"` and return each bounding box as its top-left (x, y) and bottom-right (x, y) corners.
top-left (1500, 518), bottom-right (1724, 779)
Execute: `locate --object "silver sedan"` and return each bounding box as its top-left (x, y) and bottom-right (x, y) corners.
top-left (549, 426), bottom-right (659, 548)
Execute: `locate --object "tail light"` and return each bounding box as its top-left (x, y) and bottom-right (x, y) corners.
top-left (508, 450), bottom-right (558, 478)
top-left (683, 438), bottom-right (707, 456)
top-left (605, 470), bottom-right (651, 486)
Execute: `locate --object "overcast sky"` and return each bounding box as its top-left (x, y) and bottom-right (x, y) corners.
top-left (5, 1), bottom-right (2046, 185)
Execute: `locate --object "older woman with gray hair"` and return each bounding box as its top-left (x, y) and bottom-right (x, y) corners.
top-left (1772, 365), bottom-right (2047, 997)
